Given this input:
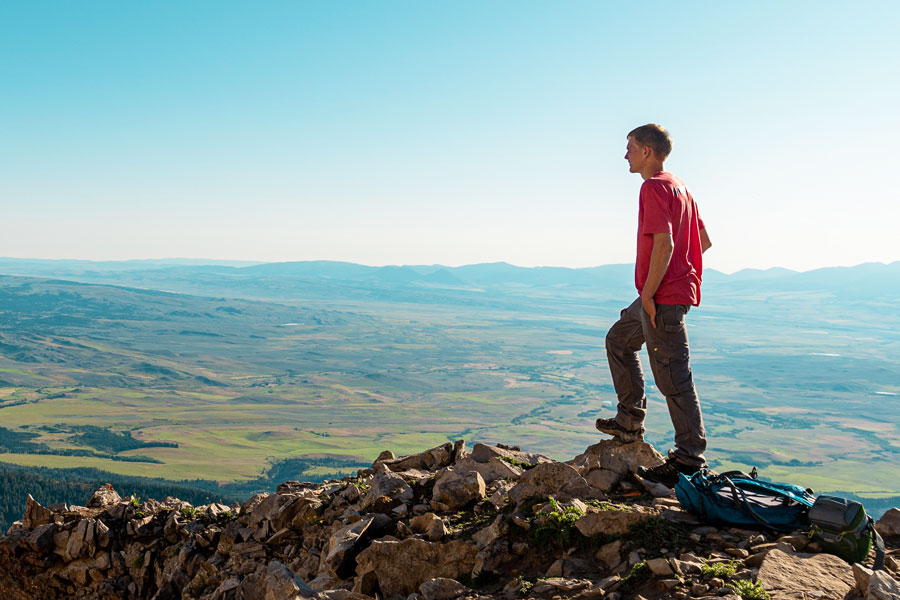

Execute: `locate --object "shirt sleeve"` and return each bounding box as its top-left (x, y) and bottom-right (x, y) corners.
top-left (640, 181), bottom-right (673, 235)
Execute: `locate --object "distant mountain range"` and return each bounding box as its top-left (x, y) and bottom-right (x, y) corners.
top-left (0, 258), bottom-right (898, 302)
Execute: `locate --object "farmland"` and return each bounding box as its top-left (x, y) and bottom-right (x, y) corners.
top-left (0, 260), bottom-right (898, 521)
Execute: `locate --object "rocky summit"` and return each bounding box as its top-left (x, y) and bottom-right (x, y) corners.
top-left (1, 440), bottom-right (899, 600)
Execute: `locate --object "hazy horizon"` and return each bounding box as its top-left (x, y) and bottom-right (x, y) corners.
top-left (3, 2), bottom-right (899, 274)
top-left (2, 255), bottom-right (898, 277)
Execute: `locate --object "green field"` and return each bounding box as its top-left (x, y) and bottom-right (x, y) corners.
top-left (1, 265), bottom-right (898, 511)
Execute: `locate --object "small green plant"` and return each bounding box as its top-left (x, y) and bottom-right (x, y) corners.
top-left (517, 576), bottom-right (534, 597)
top-left (499, 456), bottom-right (535, 470)
top-left (585, 499), bottom-right (634, 512)
top-left (530, 496), bottom-right (584, 547)
top-left (130, 495), bottom-right (141, 508)
top-left (701, 558), bottom-right (739, 578)
top-left (135, 510), bottom-right (145, 518)
top-left (180, 506), bottom-right (202, 519)
top-left (447, 505), bottom-right (496, 539)
top-left (624, 516), bottom-right (687, 550)
top-left (728, 579), bottom-right (770, 600)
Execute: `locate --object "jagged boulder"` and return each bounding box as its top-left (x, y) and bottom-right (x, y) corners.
top-left (574, 508), bottom-right (653, 537)
top-left (469, 442), bottom-right (551, 467)
top-left (321, 513), bottom-right (392, 578)
top-left (876, 508), bottom-right (900, 541)
top-left (452, 456), bottom-right (522, 484)
top-left (757, 548), bottom-right (856, 599)
top-left (354, 538), bottom-right (477, 598)
top-left (507, 462), bottom-right (594, 504)
top-left (867, 569), bottom-right (900, 600)
top-left (372, 440), bottom-right (467, 473)
top-left (569, 439), bottom-right (665, 491)
top-left (431, 467), bottom-right (486, 511)
top-left (23, 494), bottom-right (52, 529)
top-left (360, 466), bottom-right (414, 512)
top-left (419, 577), bottom-right (467, 600)
top-left (410, 513), bottom-right (448, 541)
top-left (86, 483), bottom-right (122, 509)
top-left (238, 560), bottom-right (317, 600)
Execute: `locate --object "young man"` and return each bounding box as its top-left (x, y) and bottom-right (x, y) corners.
top-left (595, 124), bottom-right (712, 488)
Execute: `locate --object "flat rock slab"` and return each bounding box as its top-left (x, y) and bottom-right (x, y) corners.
top-left (758, 549), bottom-right (855, 600)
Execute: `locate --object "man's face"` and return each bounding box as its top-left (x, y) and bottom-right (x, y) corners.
top-left (624, 136), bottom-right (647, 173)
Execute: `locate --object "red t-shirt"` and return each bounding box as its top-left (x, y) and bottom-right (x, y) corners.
top-left (635, 171), bottom-right (705, 306)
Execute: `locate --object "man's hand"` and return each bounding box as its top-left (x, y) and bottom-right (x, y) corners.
top-left (641, 292), bottom-right (657, 328)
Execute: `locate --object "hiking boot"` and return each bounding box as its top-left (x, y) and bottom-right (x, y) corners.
top-left (594, 417), bottom-right (644, 443)
top-left (637, 458), bottom-right (698, 489)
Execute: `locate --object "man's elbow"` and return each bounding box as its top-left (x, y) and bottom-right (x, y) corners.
top-left (700, 229), bottom-right (712, 253)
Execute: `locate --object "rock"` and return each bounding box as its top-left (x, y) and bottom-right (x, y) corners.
top-left (64, 518), bottom-right (107, 560)
top-left (574, 510), bottom-right (650, 537)
top-left (376, 441), bottom-right (467, 473)
top-left (585, 468), bottom-right (621, 492)
top-left (250, 493), bottom-right (322, 535)
top-left (360, 467), bottom-right (415, 511)
top-left (757, 548), bottom-right (855, 599)
top-left (488, 481), bottom-right (515, 509)
top-left (545, 559), bottom-right (564, 577)
top-left (570, 440), bottom-right (666, 477)
top-left (419, 577), bottom-right (467, 600)
top-left (875, 508), bottom-right (900, 540)
top-left (375, 450), bottom-right (396, 464)
top-left (646, 557), bottom-right (673, 576)
top-left (86, 484), bottom-right (121, 509)
top-left (854, 563), bottom-right (873, 592)
top-left (25, 523), bottom-right (56, 554)
top-left (452, 456), bottom-right (523, 484)
top-left (472, 515), bottom-right (506, 549)
top-left (23, 495), bottom-right (53, 529)
top-left (432, 468), bottom-right (486, 510)
top-left (777, 534), bottom-right (810, 552)
top-left (238, 560), bottom-right (317, 600)
top-left (353, 538), bottom-right (477, 598)
top-left (867, 569), bottom-right (900, 600)
top-left (322, 514), bottom-right (378, 578)
top-left (470, 442), bottom-right (551, 467)
top-left (410, 513), bottom-right (448, 542)
top-left (595, 540), bottom-right (623, 568)
top-left (205, 502), bottom-right (232, 520)
top-left (240, 492), bottom-right (270, 516)
top-left (507, 462), bottom-right (593, 505)
top-left (725, 547), bottom-right (749, 558)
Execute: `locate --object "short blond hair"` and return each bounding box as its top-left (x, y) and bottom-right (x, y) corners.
top-left (628, 124), bottom-right (672, 160)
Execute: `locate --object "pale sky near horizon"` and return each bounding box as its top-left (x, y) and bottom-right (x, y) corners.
top-left (2, 1), bottom-right (899, 274)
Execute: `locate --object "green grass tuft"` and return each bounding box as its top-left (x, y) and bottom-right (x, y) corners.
top-left (728, 579), bottom-right (770, 599)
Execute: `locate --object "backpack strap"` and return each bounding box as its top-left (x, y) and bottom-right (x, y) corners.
top-left (720, 475), bottom-right (782, 531)
top-left (868, 517), bottom-right (886, 570)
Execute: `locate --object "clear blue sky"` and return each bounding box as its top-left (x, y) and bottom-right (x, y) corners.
top-left (2, 1), bottom-right (898, 273)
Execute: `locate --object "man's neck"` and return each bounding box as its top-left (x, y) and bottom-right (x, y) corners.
top-left (640, 161), bottom-right (665, 180)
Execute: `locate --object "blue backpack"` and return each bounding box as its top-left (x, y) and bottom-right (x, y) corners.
top-left (675, 469), bottom-right (815, 532)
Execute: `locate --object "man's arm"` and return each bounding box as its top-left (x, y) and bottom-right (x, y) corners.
top-left (700, 227), bottom-right (712, 254)
top-left (641, 232), bottom-right (674, 328)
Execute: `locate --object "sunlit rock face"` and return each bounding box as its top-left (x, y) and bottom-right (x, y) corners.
top-left (1, 440), bottom-right (898, 600)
